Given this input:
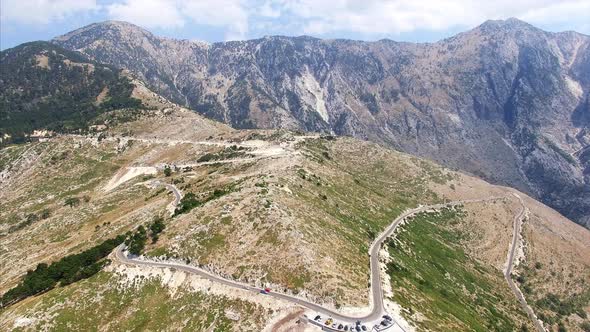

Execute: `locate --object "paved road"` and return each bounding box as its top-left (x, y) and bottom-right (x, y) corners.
top-left (504, 194), bottom-right (546, 332)
top-left (148, 181), bottom-right (182, 215)
top-left (114, 197), bottom-right (500, 328)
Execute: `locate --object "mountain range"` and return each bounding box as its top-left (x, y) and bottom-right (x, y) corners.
top-left (1, 19), bottom-right (590, 331)
top-left (45, 18), bottom-right (590, 228)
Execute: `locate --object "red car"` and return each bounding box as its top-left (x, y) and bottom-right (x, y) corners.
top-left (260, 288), bottom-right (272, 294)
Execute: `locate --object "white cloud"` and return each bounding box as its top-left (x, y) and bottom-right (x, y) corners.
top-left (106, 0), bottom-right (185, 29)
top-left (104, 0), bottom-right (249, 40)
top-left (181, 0), bottom-right (249, 40)
top-left (519, 1), bottom-right (590, 26)
top-left (275, 0), bottom-right (590, 36)
top-left (1, 0), bottom-right (588, 41)
top-left (0, 0), bottom-right (98, 24)
top-left (258, 1), bottom-right (281, 18)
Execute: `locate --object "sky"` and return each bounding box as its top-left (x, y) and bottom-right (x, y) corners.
top-left (2, 0), bottom-right (590, 50)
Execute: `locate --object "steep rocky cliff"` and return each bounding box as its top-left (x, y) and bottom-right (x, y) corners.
top-left (52, 19), bottom-right (590, 227)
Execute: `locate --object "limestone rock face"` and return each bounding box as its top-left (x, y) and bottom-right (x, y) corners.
top-left (53, 19), bottom-right (590, 227)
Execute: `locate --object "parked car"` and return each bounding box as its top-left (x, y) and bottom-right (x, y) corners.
top-left (361, 325), bottom-right (367, 331)
top-left (314, 315), bottom-right (321, 321)
top-left (383, 315), bottom-right (392, 321)
top-left (338, 324), bottom-right (344, 330)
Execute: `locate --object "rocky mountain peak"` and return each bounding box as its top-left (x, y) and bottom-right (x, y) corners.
top-left (46, 20), bottom-right (590, 228)
top-left (54, 20), bottom-right (153, 42)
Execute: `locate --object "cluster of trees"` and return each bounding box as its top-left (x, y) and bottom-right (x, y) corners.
top-left (174, 187), bottom-right (232, 216)
top-left (1, 213), bottom-right (168, 308)
top-left (126, 226), bottom-right (148, 255)
top-left (0, 235), bottom-right (125, 308)
top-left (197, 145), bottom-right (246, 162)
top-left (126, 216), bottom-right (166, 255)
top-left (174, 192), bottom-right (201, 215)
top-left (149, 216), bottom-right (165, 243)
top-left (536, 292), bottom-right (588, 324)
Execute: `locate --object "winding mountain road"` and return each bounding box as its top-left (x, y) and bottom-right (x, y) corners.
top-left (504, 194), bottom-right (546, 332)
top-left (113, 197), bottom-right (502, 329)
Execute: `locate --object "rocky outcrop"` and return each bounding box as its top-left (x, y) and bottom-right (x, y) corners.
top-left (52, 19), bottom-right (590, 227)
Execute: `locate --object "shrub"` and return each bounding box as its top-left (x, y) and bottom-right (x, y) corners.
top-left (64, 197), bottom-right (80, 207)
top-left (126, 226), bottom-right (147, 255)
top-left (149, 216), bottom-right (166, 243)
top-left (40, 209), bottom-right (51, 219)
top-left (174, 192), bottom-right (201, 215)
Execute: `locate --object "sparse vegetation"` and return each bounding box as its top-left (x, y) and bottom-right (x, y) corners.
top-left (197, 145), bottom-right (247, 162)
top-left (386, 207), bottom-right (530, 331)
top-left (543, 138), bottom-right (576, 165)
top-left (0, 270), bottom-right (269, 331)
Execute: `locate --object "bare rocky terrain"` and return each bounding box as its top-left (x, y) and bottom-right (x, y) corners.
top-left (1, 98), bottom-right (589, 330)
top-left (51, 18), bottom-right (590, 228)
top-left (0, 22), bottom-right (589, 331)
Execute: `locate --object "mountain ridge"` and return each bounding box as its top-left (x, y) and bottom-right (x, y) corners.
top-left (40, 18), bottom-right (590, 228)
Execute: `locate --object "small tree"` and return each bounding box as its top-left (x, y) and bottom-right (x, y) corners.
top-left (40, 209), bottom-right (51, 219)
top-left (64, 197), bottom-right (80, 208)
top-left (127, 226), bottom-right (147, 255)
top-left (164, 165), bottom-right (171, 177)
top-left (25, 213), bottom-right (38, 224)
top-left (149, 216), bottom-right (166, 243)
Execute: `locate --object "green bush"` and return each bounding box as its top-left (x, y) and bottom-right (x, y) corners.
top-left (126, 226), bottom-right (147, 255)
top-left (149, 216), bottom-right (166, 243)
top-left (64, 197), bottom-right (80, 208)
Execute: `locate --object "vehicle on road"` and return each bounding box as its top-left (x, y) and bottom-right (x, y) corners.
top-left (260, 287), bottom-right (271, 294)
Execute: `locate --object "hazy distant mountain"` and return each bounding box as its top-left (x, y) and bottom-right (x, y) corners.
top-left (51, 19), bottom-right (590, 227)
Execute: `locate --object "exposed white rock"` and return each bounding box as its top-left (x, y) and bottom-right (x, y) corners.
top-left (103, 166), bottom-right (158, 192)
top-left (565, 76), bottom-right (583, 99)
top-left (299, 68), bottom-right (329, 123)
